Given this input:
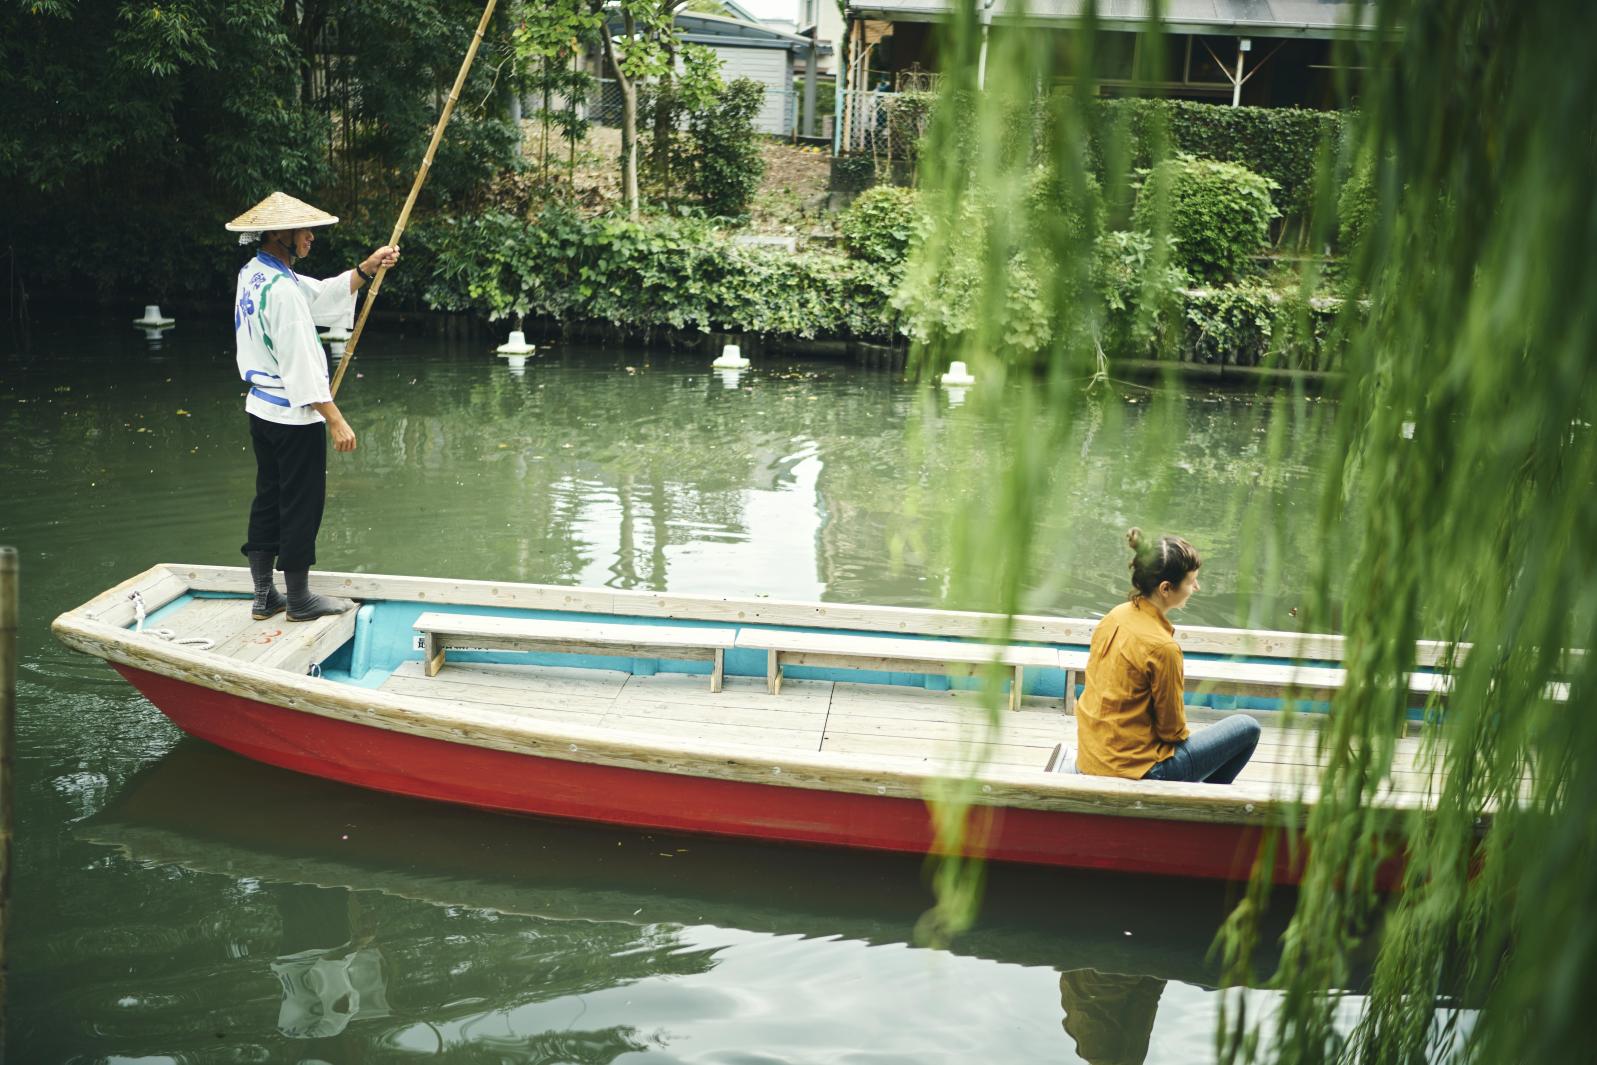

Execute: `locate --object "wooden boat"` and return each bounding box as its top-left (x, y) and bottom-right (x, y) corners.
top-left (54, 563), bottom-right (1447, 884)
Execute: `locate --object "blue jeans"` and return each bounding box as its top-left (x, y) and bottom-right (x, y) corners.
top-left (1142, 716), bottom-right (1262, 785)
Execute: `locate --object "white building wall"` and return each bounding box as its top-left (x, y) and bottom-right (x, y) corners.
top-left (711, 45), bottom-right (793, 135)
top-left (797, 0), bottom-right (845, 74)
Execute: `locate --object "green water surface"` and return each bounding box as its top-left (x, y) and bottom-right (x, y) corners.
top-left (0, 320), bottom-right (1400, 1063)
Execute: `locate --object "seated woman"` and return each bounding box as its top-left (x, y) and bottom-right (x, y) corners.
top-left (1061, 528), bottom-right (1260, 784)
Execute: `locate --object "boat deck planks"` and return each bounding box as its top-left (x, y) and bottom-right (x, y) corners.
top-left (364, 658), bottom-right (1441, 794)
top-left (151, 596), bottom-right (356, 675)
top-left (123, 586), bottom-right (1446, 801)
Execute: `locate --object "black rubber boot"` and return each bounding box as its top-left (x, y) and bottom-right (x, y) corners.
top-left (283, 568), bottom-right (355, 623)
top-left (247, 551), bottom-right (285, 621)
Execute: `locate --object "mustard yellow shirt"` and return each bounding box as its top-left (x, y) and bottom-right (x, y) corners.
top-left (1075, 598), bottom-right (1190, 778)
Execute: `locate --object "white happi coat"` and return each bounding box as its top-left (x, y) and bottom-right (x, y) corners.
top-left (234, 252), bottom-right (356, 425)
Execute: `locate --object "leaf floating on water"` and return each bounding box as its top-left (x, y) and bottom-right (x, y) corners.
top-left (175, 409), bottom-right (190, 416)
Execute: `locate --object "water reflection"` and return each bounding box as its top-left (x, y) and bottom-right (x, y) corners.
top-left (1060, 969), bottom-right (1167, 1065)
top-left (50, 740), bottom-right (1319, 1061)
top-left (270, 885), bottom-right (391, 1039)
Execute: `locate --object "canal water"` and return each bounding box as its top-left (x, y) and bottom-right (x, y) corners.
top-left (3, 320), bottom-right (1355, 1062)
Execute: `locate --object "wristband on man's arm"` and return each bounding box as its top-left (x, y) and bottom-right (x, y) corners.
top-left (355, 264), bottom-right (374, 282)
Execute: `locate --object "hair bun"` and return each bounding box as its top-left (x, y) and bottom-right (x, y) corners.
top-left (1126, 527), bottom-right (1143, 552)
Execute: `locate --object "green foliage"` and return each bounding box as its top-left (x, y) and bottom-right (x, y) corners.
top-left (640, 43), bottom-right (725, 200)
top-left (829, 155), bottom-right (878, 194)
top-left (685, 78), bottom-right (767, 219)
top-left (1025, 166), bottom-right (1105, 246)
top-left (893, 199), bottom-right (1052, 358)
top-left (881, 90), bottom-right (936, 161)
top-left (1131, 156), bottom-right (1279, 283)
top-left (839, 186), bottom-right (925, 266)
top-left (905, 5), bottom-right (1597, 1065)
top-left (1, 0), bottom-right (520, 300)
top-left (1335, 161), bottom-right (1376, 252)
top-left (895, 94), bottom-right (1346, 229)
top-left (512, 0), bottom-right (598, 193)
top-left (1096, 97), bottom-right (1348, 222)
top-left (413, 207), bottom-right (897, 342)
top-left (1180, 282), bottom-right (1338, 369)
top-left (1091, 230), bottom-right (1189, 356)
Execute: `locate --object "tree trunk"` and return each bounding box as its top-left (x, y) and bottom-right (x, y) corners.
top-left (619, 78), bottom-right (640, 219)
top-left (600, 17), bottom-right (641, 219)
top-left (651, 41), bottom-right (676, 199)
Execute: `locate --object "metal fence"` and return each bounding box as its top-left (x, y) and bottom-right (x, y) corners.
top-left (837, 89), bottom-right (930, 157)
top-left (585, 78), bottom-right (829, 139)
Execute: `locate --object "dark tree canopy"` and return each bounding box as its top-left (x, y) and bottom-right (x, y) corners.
top-left (0, 0), bottom-right (520, 300)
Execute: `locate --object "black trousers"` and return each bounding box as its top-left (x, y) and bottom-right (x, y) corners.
top-left (241, 414), bottom-right (327, 571)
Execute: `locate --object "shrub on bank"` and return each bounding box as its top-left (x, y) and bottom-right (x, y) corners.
top-left (839, 186), bottom-right (925, 265)
top-left (1025, 165), bottom-right (1105, 246)
top-left (686, 78), bottom-right (768, 219)
top-left (1093, 230), bottom-right (1190, 356)
top-left (1336, 162), bottom-right (1376, 252)
top-left (1097, 98), bottom-right (1348, 223)
top-left (1181, 283), bottom-right (1340, 370)
top-left (1132, 157), bottom-right (1279, 283)
top-left (405, 207), bottom-right (1343, 371)
top-left (414, 207), bottom-right (895, 342)
top-left (892, 197), bottom-right (1053, 357)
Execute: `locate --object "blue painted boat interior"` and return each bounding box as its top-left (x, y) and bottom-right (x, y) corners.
top-left (141, 591), bottom-right (1416, 715)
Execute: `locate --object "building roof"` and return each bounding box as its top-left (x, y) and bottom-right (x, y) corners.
top-left (844, 1), bottom-right (1382, 39)
top-left (607, 9), bottom-right (833, 52)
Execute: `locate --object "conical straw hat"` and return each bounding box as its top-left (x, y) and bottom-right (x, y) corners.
top-left (226, 191), bottom-right (339, 233)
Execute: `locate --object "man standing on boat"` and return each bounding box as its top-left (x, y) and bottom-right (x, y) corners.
top-left (225, 192), bottom-right (399, 622)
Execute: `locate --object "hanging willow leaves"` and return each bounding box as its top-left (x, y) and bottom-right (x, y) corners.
top-left (903, 1), bottom-right (1596, 1060)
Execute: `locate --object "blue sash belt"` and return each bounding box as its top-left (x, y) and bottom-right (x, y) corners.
top-left (249, 386), bottom-right (291, 407)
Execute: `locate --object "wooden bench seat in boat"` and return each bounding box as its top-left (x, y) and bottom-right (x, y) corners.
top-left (1179, 658), bottom-right (1450, 703)
top-left (1052, 653), bottom-right (1459, 719)
top-left (413, 612), bottom-right (738, 691)
top-left (734, 629), bottom-right (1060, 711)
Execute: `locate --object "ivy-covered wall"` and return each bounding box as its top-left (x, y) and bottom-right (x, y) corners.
top-left (1097, 98), bottom-right (1350, 220)
top-left (837, 95), bottom-right (1351, 225)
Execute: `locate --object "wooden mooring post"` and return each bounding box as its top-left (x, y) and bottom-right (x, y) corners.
top-left (0, 545), bottom-right (15, 1047)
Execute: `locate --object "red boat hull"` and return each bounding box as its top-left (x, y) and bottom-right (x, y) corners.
top-left (116, 664), bottom-right (1294, 883)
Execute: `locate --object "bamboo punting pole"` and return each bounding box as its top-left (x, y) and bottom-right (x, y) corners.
top-left (330, 0), bottom-right (500, 398)
top-left (0, 545), bottom-right (16, 1039)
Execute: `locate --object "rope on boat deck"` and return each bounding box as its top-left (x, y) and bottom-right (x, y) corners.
top-left (130, 591), bottom-right (216, 650)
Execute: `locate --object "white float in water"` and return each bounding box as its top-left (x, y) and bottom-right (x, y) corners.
top-left (940, 360), bottom-right (975, 387)
top-left (496, 330), bottom-right (536, 369)
top-left (712, 343), bottom-right (749, 369)
top-left (132, 305), bottom-right (175, 328)
top-left (320, 316), bottom-right (353, 358)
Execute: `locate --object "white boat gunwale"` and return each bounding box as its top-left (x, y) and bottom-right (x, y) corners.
top-left (52, 564), bottom-right (1438, 831)
top-left (153, 562), bottom-right (1467, 666)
